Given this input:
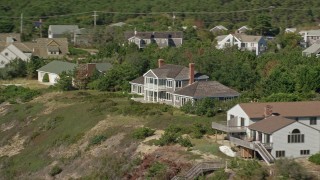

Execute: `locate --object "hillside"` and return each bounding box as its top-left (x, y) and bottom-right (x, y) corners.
top-left (1, 0), bottom-right (320, 35)
top-left (0, 88), bottom-right (228, 179)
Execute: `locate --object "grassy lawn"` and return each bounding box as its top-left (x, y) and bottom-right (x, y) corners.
top-left (0, 90), bottom-right (229, 177)
top-left (0, 78), bottom-right (48, 89)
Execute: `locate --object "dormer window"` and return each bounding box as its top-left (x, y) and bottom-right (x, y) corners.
top-left (176, 81), bottom-right (182, 88)
top-left (166, 80), bottom-right (173, 88)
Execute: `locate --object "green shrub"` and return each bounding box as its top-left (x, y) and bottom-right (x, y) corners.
top-left (49, 165), bottom-right (62, 176)
top-left (309, 153), bottom-right (320, 165)
top-left (191, 123), bottom-right (207, 139)
top-left (211, 169), bottom-right (229, 180)
top-left (178, 137), bottom-right (193, 147)
top-left (147, 162), bottom-right (167, 178)
top-left (275, 158), bottom-right (314, 180)
top-left (42, 73), bottom-right (49, 82)
top-left (132, 127), bottom-right (155, 139)
top-left (89, 135), bottom-right (107, 146)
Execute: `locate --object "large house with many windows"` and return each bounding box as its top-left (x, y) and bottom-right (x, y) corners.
top-left (212, 101), bottom-right (320, 164)
top-left (130, 59), bottom-right (240, 107)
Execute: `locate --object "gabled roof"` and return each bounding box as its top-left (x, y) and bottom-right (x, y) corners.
top-left (174, 81), bottom-right (240, 98)
top-left (215, 35), bottom-right (228, 42)
top-left (237, 26), bottom-right (251, 31)
top-left (304, 29), bottom-right (320, 36)
top-left (239, 101), bottom-right (320, 118)
top-left (234, 34), bottom-right (262, 42)
top-left (248, 116), bottom-right (296, 134)
top-left (49, 25), bottom-right (79, 34)
top-left (95, 63), bottom-right (113, 72)
top-left (12, 42), bottom-right (32, 53)
top-left (27, 38), bottom-right (68, 58)
top-left (37, 60), bottom-right (76, 74)
top-left (130, 76), bottom-right (144, 85)
top-left (210, 25), bottom-right (228, 31)
top-left (125, 31), bottom-right (183, 39)
top-left (302, 43), bottom-right (320, 54)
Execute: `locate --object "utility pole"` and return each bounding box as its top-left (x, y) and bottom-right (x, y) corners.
top-left (93, 11), bottom-right (98, 27)
top-left (39, 19), bottom-right (42, 38)
top-left (20, 13), bottom-right (23, 34)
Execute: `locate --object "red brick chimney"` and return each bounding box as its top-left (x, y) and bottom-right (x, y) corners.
top-left (264, 105), bottom-right (273, 117)
top-left (158, 59), bottom-right (164, 68)
top-left (189, 63), bottom-right (195, 85)
top-left (87, 63), bottom-right (96, 77)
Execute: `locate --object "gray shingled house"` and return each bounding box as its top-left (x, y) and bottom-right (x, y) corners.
top-left (130, 59), bottom-right (240, 107)
top-left (125, 31), bottom-right (183, 48)
top-left (48, 25), bottom-right (79, 38)
top-left (302, 43), bottom-right (320, 57)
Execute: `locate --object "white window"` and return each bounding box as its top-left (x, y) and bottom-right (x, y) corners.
top-left (176, 81), bottom-right (182, 88)
top-left (251, 43), bottom-right (255, 47)
top-left (166, 80), bottom-right (173, 88)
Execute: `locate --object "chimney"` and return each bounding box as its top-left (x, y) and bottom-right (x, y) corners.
top-left (189, 63), bottom-right (195, 85)
top-left (158, 59), bottom-right (164, 68)
top-left (87, 63), bottom-right (96, 77)
top-left (264, 105), bottom-right (273, 117)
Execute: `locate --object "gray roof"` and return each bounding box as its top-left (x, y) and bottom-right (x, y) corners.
top-left (302, 43), bottom-right (320, 54)
top-left (95, 63), bottom-right (113, 72)
top-left (37, 60), bottom-right (76, 74)
top-left (130, 76), bottom-right (144, 84)
top-left (174, 81), bottom-right (240, 98)
top-left (49, 25), bottom-right (79, 35)
top-left (305, 29), bottom-right (320, 36)
top-left (216, 35), bottom-right (227, 41)
top-left (210, 25), bottom-right (228, 31)
top-left (125, 31), bottom-right (183, 39)
top-left (248, 116), bottom-right (295, 134)
top-left (234, 34), bottom-right (262, 42)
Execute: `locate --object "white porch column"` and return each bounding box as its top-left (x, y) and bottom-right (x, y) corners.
top-left (144, 90), bottom-right (146, 100)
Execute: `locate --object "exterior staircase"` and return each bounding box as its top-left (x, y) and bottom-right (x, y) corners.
top-left (229, 137), bottom-right (275, 165)
top-left (171, 161), bottom-right (225, 180)
top-left (254, 142), bottom-right (275, 165)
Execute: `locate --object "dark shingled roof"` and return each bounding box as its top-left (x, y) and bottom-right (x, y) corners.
top-left (148, 64), bottom-right (207, 80)
top-left (174, 81), bottom-right (240, 98)
top-left (248, 116), bottom-right (296, 134)
top-left (125, 31), bottom-right (183, 39)
top-left (130, 76), bottom-right (144, 84)
top-left (239, 101), bottom-right (320, 118)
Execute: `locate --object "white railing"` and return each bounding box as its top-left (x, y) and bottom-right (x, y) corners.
top-left (212, 122), bottom-right (246, 133)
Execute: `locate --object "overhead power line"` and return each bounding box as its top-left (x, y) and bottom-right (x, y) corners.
top-left (0, 7), bottom-right (319, 19)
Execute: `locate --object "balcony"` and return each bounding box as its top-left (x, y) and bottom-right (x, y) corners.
top-left (144, 84), bottom-right (166, 91)
top-left (229, 136), bottom-right (273, 149)
top-left (212, 122), bottom-right (246, 133)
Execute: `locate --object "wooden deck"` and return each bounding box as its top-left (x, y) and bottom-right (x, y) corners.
top-left (212, 122), bottom-right (246, 133)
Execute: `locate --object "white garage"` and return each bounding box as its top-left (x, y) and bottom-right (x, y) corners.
top-left (36, 60), bottom-right (76, 85)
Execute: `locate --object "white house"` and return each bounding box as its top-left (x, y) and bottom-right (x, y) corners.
top-left (302, 43), bottom-right (320, 57)
top-left (36, 61), bottom-right (76, 84)
top-left (212, 101), bottom-right (320, 163)
top-left (0, 43), bottom-right (32, 68)
top-left (299, 29), bottom-right (320, 48)
top-left (215, 34), bottom-right (267, 55)
top-left (248, 116), bottom-right (320, 159)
